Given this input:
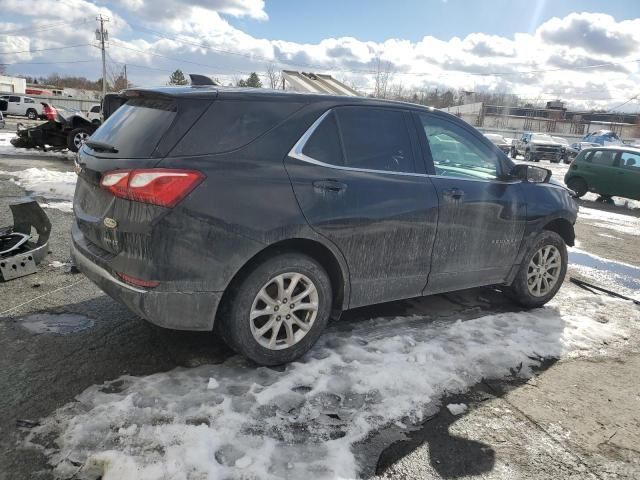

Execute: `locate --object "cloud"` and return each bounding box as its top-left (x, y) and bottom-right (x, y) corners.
top-left (1, 5), bottom-right (638, 111)
top-left (111, 0), bottom-right (267, 21)
top-left (538, 12), bottom-right (639, 57)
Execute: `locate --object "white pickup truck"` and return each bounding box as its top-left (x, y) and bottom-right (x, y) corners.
top-left (0, 95), bottom-right (44, 120)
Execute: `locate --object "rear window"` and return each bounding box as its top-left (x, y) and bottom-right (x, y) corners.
top-left (170, 100), bottom-right (303, 156)
top-left (88, 98), bottom-right (176, 157)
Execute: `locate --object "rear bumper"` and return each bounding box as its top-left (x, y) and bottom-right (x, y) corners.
top-left (71, 228), bottom-right (222, 331)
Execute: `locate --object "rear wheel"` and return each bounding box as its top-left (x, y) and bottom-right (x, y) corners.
top-left (26, 109), bottom-right (37, 120)
top-left (67, 127), bottom-right (91, 152)
top-left (596, 195), bottom-right (614, 205)
top-left (566, 176), bottom-right (588, 197)
top-left (524, 150), bottom-right (532, 162)
top-left (216, 253), bottom-right (332, 365)
top-left (504, 231), bottom-right (567, 308)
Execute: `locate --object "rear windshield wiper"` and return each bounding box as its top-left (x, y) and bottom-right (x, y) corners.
top-left (85, 140), bottom-right (118, 153)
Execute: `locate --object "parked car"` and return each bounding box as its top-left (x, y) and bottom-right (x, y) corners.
top-left (564, 146), bottom-right (640, 201)
top-left (582, 130), bottom-right (625, 147)
top-left (11, 107), bottom-right (97, 152)
top-left (0, 95), bottom-right (44, 120)
top-left (511, 132), bottom-right (564, 162)
top-left (0, 110), bottom-right (4, 129)
top-left (550, 136), bottom-right (572, 163)
top-left (87, 104), bottom-right (102, 125)
top-left (72, 86), bottom-right (577, 365)
top-left (483, 133), bottom-right (511, 154)
top-left (568, 142), bottom-right (599, 161)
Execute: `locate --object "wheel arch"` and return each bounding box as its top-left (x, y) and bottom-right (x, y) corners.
top-left (215, 237), bottom-right (350, 328)
top-left (543, 217), bottom-right (575, 247)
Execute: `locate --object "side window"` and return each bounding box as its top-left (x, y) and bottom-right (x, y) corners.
top-left (24, 98), bottom-right (34, 103)
top-left (302, 112), bottom-right (344, 166)
top-left (9, 96), bottom-right (20, 103)
top-left (90, 106), bottom-right (100, 113)
top-left (620, 152), bottom-right (640, 170)
top-left (335, 106), bottom-right (415, 173)
top-left (419, 114), bottom-right (499, 180)
top-left (589, 150), bottom-right (617, 166)
top-left (171, 100), bottom-right (303, 156)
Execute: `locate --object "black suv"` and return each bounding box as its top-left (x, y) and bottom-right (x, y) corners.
top-left (72, 87), bottom-right (577, 365)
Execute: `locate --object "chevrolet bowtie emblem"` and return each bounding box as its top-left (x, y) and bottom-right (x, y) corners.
top-left (103, 217), bottom-right (118, 229)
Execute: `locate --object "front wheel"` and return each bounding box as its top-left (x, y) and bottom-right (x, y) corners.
top-left (216, 253), bottom-right (332, 365)
top-left (566, 177), bottom-right (587, 197)
top-left (66, 127), bottom-right (91, 152)
top-left (524, 150), bottom-right (532, 162)
top-left (504, 231), bottom-right (567, 308)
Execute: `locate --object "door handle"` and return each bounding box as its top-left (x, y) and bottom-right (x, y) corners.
top-left (443, 188), bottom-right (465, 200)
top-left (313, 179), bottom-right (348, 193)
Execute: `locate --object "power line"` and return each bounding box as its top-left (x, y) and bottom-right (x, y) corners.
top-left (1, 59), bottom-right (96, 65)
top-left (0, 18), bottom-right (90, 35)
top-left (607, 94), bottom-right (639, 112)
top-left (0, 43), bottom-right (93, 55)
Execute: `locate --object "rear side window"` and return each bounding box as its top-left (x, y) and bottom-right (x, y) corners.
top-left (90, 105), bottom-right (100, 113)
top-left (171, 100), bottom-right (303, 156)
top-left (620, 151), bottom-right (640, 170)
top-left (587, 150), bottom-right (617, 166)
top-left (88, 98), bottom-right (176, 157)
top-left (335, 107), bottom-right (415, 173)
top-left (302, 112), bottom-right (344, 165)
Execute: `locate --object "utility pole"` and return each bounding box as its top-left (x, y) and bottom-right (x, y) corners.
top-left (123, 64), bottom-right (127, 89)
top-left (95, 15), bottom-right (109, 100)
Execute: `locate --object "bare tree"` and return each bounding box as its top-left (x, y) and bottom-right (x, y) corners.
top-left (265, 63), bottom-right (282, 90)
top-left (373, 55), bottom-right (394, 99)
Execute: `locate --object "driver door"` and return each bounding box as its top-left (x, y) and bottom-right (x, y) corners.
top-left (415, 112), bottom-right (527, 294)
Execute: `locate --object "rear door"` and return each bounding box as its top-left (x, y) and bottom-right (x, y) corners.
top-left (415, 112), bottom-right (526, 293)
top-left (580, 149), bottom-right (619, 195)
top-left (285, 106), bottom-right (439, 307)
top-left (617, 151), bottom-right (640, 199)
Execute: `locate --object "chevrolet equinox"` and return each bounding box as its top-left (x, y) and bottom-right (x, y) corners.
top-left (72, 86), bottom-right (577, 365)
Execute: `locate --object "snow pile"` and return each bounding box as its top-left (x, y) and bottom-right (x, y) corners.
top-left (27, 291), bottom-right (635, 480)
top-left (578, 207), bottom-right (640, 236)
top-left (569, 248), bottom-right (640, 300)
top-left (0, 131), bottom-right (75, 157)
top-left (0, 167), bottom-right (77, 212)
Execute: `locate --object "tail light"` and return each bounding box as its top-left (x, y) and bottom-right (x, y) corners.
top-left (100, 169), bottom-right (205, 207)
top-left (116, 272), bottom-right (159, 288)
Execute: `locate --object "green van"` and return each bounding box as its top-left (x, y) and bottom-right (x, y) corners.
top-left (564, 147), bottom-right (640, 200)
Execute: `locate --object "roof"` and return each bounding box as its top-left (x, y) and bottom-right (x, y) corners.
top-left (584, 145), bottom-right (640, 152)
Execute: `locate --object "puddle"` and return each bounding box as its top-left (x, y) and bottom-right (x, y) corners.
top-left (569, 249), bottom-right (640, 295)
top-left (18, 313), bottom-right (94, 335)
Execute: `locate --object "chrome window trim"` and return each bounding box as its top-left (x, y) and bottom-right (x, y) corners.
top-left (287, 108), bottom-right (520, 185)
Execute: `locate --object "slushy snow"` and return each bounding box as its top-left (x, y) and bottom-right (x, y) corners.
top-left (0, 167), bottom-right (76, 212)
top-left (25, 289), bottom-right (636, 480)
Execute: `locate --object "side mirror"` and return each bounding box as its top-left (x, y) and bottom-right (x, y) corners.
top-left (510, 164), bottom-right (551, 183)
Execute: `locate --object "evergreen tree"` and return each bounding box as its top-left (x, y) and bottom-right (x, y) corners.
top-left (236, 72), bottom-right (262, 88)
top-left (168, 69), bottom-right (188, 86)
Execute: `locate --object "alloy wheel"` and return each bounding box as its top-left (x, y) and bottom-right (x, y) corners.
top-left (74, 132), bottom-right (89, 149)
top-left (527, 245), bottom-right (562, 297)
top-left (249, 272), bottom-right (319, 350)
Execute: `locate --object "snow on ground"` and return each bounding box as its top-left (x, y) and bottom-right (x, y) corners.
top-left (0, 167), bottom-right (76, 212)
top-left (578, 207), bottom-right (640, 237)
top-left (0, 131), bottom-right (75, 158)
top-left (569, 248), bottom-right (640, 301)
top-left (25, 289), bottom-right (638, 480)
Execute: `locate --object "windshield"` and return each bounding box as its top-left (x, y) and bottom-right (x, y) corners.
top-left (87, 98), bottom-right (177, 157)
top-left (531, 134), bottom-right (554, 142)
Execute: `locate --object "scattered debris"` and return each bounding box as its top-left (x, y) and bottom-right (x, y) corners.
top-left (0, 200), bottom-right (51, 281)
top-left (570, 277), bottom-right (640, 306)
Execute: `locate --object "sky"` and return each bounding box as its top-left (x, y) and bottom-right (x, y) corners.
top-left (1, 0), bottom-right (639, 111)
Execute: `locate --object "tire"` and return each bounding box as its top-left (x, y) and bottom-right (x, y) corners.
top-left (566, 176), bottom-right (587, 197)
top-left (26, 109), bottom-right (37, 120)
top-left (505, 231), bottom-right (567, 309)
top-left (216, 253), bottom-right (332, 365)
top-left (66, 127), bottom-right (91, 152)
top-left (524, 150), bottom-right (532, 162)
top-left (510, 148), bottom-right (517, 159)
